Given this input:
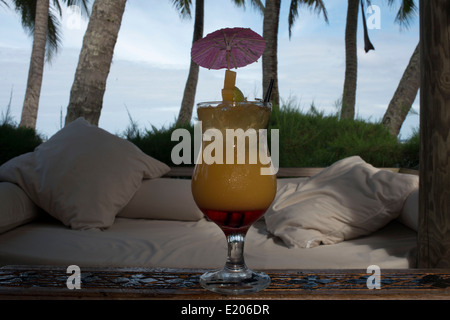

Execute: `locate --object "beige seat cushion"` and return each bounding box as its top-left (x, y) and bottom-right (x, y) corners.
top-left (118, 178), bottom-right (204, 221)
top-left (0, 182), bottom-right (42, 234)
top-left (265, 156), bottom-right (419, 248)
top-left (0, 118), bottom-right (170, 230)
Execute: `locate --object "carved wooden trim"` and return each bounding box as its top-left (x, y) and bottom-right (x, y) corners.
top-left (0, 266), bottom-right (449, 299)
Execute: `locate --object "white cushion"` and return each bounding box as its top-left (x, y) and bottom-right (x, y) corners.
top-left (397, 188), bottom-right (418, 231)
top-left (0, 182), bottom-right (42, 234)
top-left (118, 178), bottom-right (204, 221)
top-left (265, 156), bottom-right (419, 248)
top-left (0, 118), bottom-right (170, 230)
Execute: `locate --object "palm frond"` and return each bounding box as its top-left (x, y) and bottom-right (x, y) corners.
top-left (11, 0), bottom-right (86, 62)
top-left (45, 5), bottom-right (62, 63)
top-left (12, 0), bottom-right (35, 31)
top-left (288, 0), bottom-right (329, 38)
top-left (62, 0), bottom-right (91, 17)
top-left (232, 0), bottom-right (245, 8)
top-left (361, 0), bottom-right (375, 52)
top-left (172, 0), bottom-right (192, 19)
top-left (395, 0), bottom-right (417, 28)
top-left (232, 0), bottom-right (265, 15)
top-left (249, 0), bottom-right (264, 14)
top-left (0, 0), bottom-right (9, 9)
top-left (52, 0), bottom-right (63, 17)
top-left (387, 0), bottom-right (417, 28)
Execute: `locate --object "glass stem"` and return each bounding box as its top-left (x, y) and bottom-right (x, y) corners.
top-left (225, 233), bottom-right (247, 272)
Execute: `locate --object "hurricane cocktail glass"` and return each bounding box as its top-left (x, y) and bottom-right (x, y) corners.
top-left (191, 100), bottom-right (276, 294)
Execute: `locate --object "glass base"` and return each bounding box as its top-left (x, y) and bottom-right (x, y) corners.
top-left (200, 267), bottom-right (270, 295)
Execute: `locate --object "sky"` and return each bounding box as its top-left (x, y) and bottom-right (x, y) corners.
top-left (0, 0), bottom-right (420, 140)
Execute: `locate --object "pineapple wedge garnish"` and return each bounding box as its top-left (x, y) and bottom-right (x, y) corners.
top-left (221, 70), bottom-right (245, 102)
top-left (222, 70), bottom-right (236, 102)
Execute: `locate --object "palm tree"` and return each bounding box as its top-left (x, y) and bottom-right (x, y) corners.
top-left (65, 0), bottom-right (127, 126)
top-left (382, 43), bottom-right (419, 136)
top-left (381, 0), bottom-right (418, 136)
top-left (8, 0), bottom-right (90, 129)
top-left (340, 0), bottom-right (359, 120)
top-left (263, 0), bottom-right (328, 109)
top-left (174, 0), bottom-right (204, 126)
top-left (341, 0), bottom-right (417, 120)
top-left (19, 0), bottom-right (50, 129)
top-left (175, 0), bottom-right (264, 126)
top-left (340, 0), bottom-right (375, 120)
top-left (262, 0), bottom-right (281, 109)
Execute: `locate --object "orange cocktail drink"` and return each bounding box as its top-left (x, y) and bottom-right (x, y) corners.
top-left (192, 101), bottom-right (276, 235)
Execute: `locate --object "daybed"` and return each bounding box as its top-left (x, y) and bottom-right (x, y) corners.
top-left (0, 118), bottom-right (419, 270)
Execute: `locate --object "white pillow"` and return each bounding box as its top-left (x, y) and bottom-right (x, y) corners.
top-left (265, 156), bottom-right (419, 248)
top-left (0, 118), bottom-right (170, 230)
top-left (0, 182), bottom-right (42, 234)
top-left (397, 188), bottom-right (418, 231)
top-left (118, 178), bottom-right (204, 221)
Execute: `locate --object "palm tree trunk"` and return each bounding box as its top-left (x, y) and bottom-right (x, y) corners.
top-left (19, 0), bottom-right (49, 129)
top-left (262, 0), bottom-right (281, 109)
top-left (341, 0), bottom-right (359, 120)
top-left (382, 43), bottom-right (420, 136)
top-left (65, 0), bottom-right (127, 126)
top-left (176, 0), bottom-right (204, 126)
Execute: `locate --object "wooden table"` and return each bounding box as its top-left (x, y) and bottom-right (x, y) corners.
top-left (1, 265), bottom-right (450, 300)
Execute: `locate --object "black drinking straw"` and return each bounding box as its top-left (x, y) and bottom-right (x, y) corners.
top-left (264, 79), bottom-right (274, 103)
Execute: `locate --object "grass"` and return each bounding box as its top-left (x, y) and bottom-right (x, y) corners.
top-left (0, 101), bottom-right (420, 169)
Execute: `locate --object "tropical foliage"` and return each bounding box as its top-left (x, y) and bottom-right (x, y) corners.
top-left (121, 101), bottom-right (419, 169)
top-left (5, 0), bottom-right (90, 129)
top-left (3, 0), bottom-right (419, 139)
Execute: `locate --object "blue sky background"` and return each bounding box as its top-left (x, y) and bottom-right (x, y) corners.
top-left (0, 0), bottom-right (419, 139)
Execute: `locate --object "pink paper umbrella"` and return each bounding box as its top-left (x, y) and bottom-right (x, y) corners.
top-left (191, 27), bottom-right (266, 70)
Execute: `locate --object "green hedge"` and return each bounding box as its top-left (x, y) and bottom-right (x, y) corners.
top-left (0, 105), bottom-right (420, 169)
top-left (126, 105), bottom-right (419, 169)
top-left (0, 122), bottom-right (43, 165)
